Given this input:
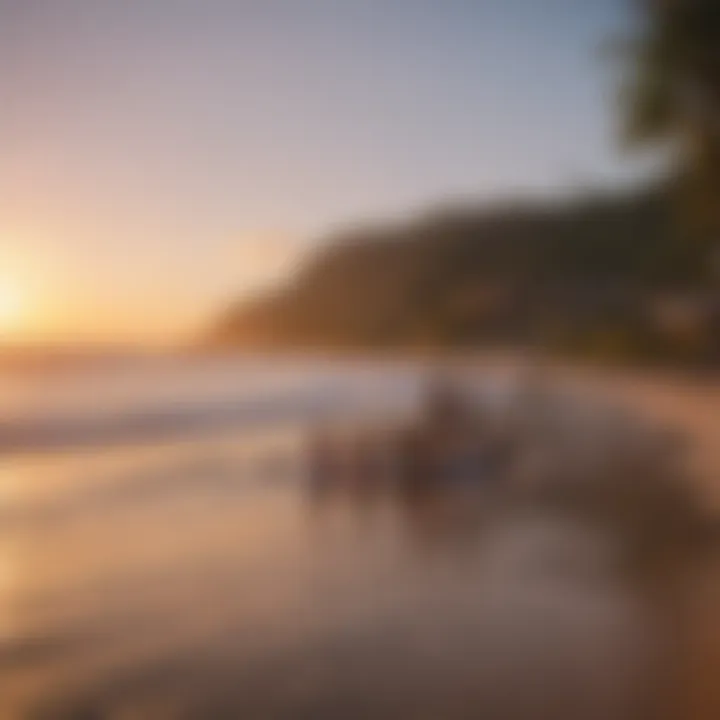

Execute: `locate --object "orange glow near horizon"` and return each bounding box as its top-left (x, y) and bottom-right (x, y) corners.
top-left (0, 226), bottom-right (305, 347)
top-left (0, 276), bottom-right (27, 333)
top-left (0, 239), bottom-right (194, 346)
top-left (0, 246), bottom-right (61, 343)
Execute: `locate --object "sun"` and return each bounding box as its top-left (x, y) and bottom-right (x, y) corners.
top-left (0, 279), bottom-right (25, 331)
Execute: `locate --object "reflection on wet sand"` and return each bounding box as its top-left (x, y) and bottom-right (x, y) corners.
top-left (307, 467), bottom-right (720, 720)
top-left (0, 396), bottom-right (718, 719)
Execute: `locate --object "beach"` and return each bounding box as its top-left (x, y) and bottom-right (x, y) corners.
top-left (0, 355), bottom-right (717, 719)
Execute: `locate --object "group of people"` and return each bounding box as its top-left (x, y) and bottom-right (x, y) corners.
top-left (306, 373), bottom-right (519, 491)
top-left (306, 366), bottom-right (690, 509)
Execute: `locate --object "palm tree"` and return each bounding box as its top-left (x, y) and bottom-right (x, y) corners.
top-left (623, 0), bottom-right (720, 362)
top-left (624, 0), bottom-right (720, 232)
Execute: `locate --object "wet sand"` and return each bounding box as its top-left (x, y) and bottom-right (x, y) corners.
top-left (0, 358), bottom-right (718, 719)
top-left (465, 356), bottom-right (720, 506)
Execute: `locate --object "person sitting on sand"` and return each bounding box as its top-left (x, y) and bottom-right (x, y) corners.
top-left (308, 372), bottom-right (511, 488)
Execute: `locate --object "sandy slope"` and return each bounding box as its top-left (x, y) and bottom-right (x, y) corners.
top-left (562, 368), bottom-right (718, 508)
top-left (469, 355), bottom-right (720, 511)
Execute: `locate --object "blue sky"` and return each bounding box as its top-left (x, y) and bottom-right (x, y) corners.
top-left (0, 0), bottom-right (650, 340)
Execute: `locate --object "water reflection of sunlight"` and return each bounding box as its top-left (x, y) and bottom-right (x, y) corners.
top-left (0, 388), bottom-right (716, 719)
top-left (0, 536), bottom-right (18, 643)
top-left (0, 465), bottom-right (29, 642)
top-left (0, 463), bottom-right (20, 508)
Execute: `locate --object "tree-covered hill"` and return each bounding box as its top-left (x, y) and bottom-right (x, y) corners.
top-left (213, 184), bottom-right (716, 364)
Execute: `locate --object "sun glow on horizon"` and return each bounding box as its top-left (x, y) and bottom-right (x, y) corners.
top-left (0, 277), bottom-right (27, 333)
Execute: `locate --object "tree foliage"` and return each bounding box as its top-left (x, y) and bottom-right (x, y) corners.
top-left (624, 0), bottom-right (720, 232)
top-left (214, 186), bottom-right (714, 365)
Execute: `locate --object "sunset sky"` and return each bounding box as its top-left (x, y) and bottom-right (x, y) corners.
top-left (1, 0), bottom-right (652, 343)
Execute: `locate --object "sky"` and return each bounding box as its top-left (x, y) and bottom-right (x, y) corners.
top-left (0, 0), bottom-right (649, 343)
